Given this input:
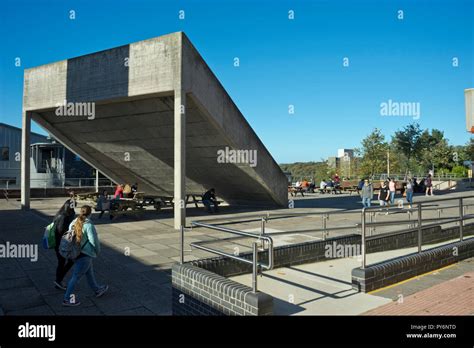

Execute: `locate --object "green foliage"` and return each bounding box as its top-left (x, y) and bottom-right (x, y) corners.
top-left (393, 123), bottom-right (422, 171)
top-left (451, 165), bottom-right (467, 177)
top-left (357, 128), bottom-right (388, 177)
top-left (280, 125), bottom-right (472, 179)
top-left (280, 161), bottom-right (330, 181)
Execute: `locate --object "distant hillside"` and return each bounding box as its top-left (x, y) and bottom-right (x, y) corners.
top-left (279, 161), bottom-right (331, 180)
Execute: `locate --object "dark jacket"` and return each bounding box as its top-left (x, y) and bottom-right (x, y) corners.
top-left (53, 202), bottom-right (76, 250)
top-left (202, 190), bottom-right (216, 201)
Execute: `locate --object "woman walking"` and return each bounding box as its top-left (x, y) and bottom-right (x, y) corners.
top-left (360, 179), bottom-right (373, 208)
top-left (425, 174), bottom-right (434, 196)
top-left (406, 178), bottom-right (414, 209)
top-left (63, 205), bottom-right (108, 306)
top-left (388, 178), bottom-right (396, 206)
top-left (53, 201), bottom-right (76, 290)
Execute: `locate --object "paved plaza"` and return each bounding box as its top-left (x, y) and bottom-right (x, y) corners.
top-left (0, 190), bottom-right (473, 315)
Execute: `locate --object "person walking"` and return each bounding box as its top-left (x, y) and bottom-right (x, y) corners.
top-left (360, 179), bottom-right (373, 208)
top-left (378, 181), bottom-right (390, 207)
top-left (388, 178), bottom-right (396, 206)
top-left (425, 174), bottom-right (433, 196)
top-left (63, 205), bottom-right (108, 306)
top-left (53, 201), bottom-right (76, 290)
top-left (406, 178), bottom-right (414, 209)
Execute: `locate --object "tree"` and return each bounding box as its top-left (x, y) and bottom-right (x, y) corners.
top-left (357, 128), bottom-right (388, 177)
top-left (465, 138), bottom-right (474, 161)
top-left (392, 123), bottom-right (422, 172)
top-left (418, 129), bottom-right (453, 172)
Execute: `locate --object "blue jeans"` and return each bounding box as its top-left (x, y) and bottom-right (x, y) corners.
top-left (362, 197), bottom-right (371, 208)
top-left (406, 191), bottom-right (413, 204)
top-left (389, 191), bottom-right (395, 204)
top-left (64, 255), bottom-right (100, 302)
top-left (203, 199), bottom-right (218, 213)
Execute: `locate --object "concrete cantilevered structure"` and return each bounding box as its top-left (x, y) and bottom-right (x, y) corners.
top-left (21, 32), bottom-right (287, 228)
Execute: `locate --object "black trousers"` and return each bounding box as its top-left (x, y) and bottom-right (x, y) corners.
top-left (55, 248), bottom-right (74, 283)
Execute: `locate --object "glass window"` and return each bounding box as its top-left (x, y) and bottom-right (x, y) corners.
top-left (1, 147), bottom-right (9, 161)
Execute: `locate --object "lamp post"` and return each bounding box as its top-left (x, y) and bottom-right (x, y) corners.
top-left (465, 88), bottom-right (474, 133)
top-left (387, 149), bottom-right (390, 178)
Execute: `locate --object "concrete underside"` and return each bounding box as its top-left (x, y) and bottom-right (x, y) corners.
top-left (23, 32), bottom-right (287, 207)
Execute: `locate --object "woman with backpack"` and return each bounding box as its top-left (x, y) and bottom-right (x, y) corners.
top-left (53, 201), bottom-right (76, 290)
top-left (63, 205), bottom-right (108, 306)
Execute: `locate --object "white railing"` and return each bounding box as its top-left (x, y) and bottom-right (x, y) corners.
top-left (1, 178), bottom-right (115, 189)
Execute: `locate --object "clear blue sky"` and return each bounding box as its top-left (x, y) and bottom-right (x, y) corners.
top-left (0, 0), bottom-right (473, 163)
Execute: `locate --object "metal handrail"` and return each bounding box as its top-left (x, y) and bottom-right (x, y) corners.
top-left (360, 195), bottom-right (474, 268)
top-left (188, 220), bottom-right (274, 293)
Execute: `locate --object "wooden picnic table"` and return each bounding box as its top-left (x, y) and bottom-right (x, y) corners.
top-left (138, 193), bottom-right (222, 211)
top-left (288, 186), bottom-right (305, 197)
top-left (318, 186), bottom-right (343, 194)
top-left (108, 198), bottom-right (145, 219)
top-left (75, 191), bottom-right (99, 202)
top-left (342, 185), bottom-right (360, 195)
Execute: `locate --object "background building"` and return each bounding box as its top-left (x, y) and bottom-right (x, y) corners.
top-left (0, 123), bottom-right (94, 188)
top-left (338, 148), bottom-right (354, 178)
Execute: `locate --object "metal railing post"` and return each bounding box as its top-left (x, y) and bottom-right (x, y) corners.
top-left (261, 217), bottom-right (266, 236)
top-left (417, 203), bottom-right (422, 253)
top-left (459, 198), bottom-right (464, 241)
top-left (322, 214), bottom-right (328, 240)
top-left (361, 208), bottom-right (366, 269)
top-left (252, 242), bottom-right (258, 293)
top-left (180, 225), bottom-right (184, 264)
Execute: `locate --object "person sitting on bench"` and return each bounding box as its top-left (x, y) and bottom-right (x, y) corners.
top-left (131, 183), bottom-right (138, 195)
top-left (114, 184), bottom-right (124, 199)
top-left (96, 190), bottom-right (110, 219)
top-left (319, 179), bottom-right (327, 193)
top-left (202, 188), bottom-right (219, 213)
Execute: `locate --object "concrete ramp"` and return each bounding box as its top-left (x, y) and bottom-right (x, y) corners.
top-left (21, 32), bottom-right (287, 227)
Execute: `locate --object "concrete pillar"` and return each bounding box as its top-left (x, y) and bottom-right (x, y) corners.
top-left (174, 89), bottom-right (186, 229)
top-left (21, 111), bottom-right (31, 209)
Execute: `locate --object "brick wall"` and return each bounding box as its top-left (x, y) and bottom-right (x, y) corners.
top-left (172, 263), bottom-right (273, 316)
top-left (352, 238), bottom-right (474, 292)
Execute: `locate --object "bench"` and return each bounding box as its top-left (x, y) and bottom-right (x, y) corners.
top-left (342, 186), bottom-right (360, 195)
top-left (109, 198), bottom-right (145, 219)
top-left (288, 186), bottom-right (305, 197)
top-left (318, 186), bottom-right (343, 194)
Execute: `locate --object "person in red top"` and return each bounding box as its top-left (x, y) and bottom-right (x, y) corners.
top-left (114, 184), bottom-right (124, 199)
